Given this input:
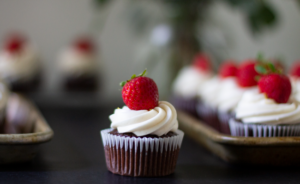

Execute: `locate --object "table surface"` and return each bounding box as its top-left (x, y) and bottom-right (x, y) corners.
top-left (2, 105), bottom-right (300, 184)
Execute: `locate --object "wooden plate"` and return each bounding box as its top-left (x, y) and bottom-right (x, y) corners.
top-left (178, 110), bottom-right (300, 166)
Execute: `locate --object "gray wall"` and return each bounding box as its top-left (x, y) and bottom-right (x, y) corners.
top-left (0, 0), bottom-right (299, 103)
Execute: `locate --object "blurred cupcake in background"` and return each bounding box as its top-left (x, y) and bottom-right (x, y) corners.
top-left (0, 81), bottom-right (10, 132)
top-left (58, 36), bottom-right (98, 92)
top-left (289, 61), bottom-right (300, 102)
top-left (217, 60), bottom-right (259, 134)
top-left (229, 61), bottom-right (300, 137)
top-left (171, 53), bottom-right (212, 116)
top-left (3, 93), bottom-right (35, 134)
top-left (197, 59), bottom-right (259, 132)
top-left (196, 75), bottom-right (221, 130)
top-left (0, 32), bottom-right (41, 92)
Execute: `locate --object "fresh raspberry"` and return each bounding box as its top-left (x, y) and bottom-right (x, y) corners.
top-left (192, 53), bottom-right (211, 72)
top-left (74, 37), bottom-right (94, 53)
top-left (219, 61), bottom-right (238, 78)
top-left (121, 71), bottom-right (159, 110)
top-left (4, 33), bottom-right (26, 54)
top-left (237, 60), bottom-right (259, 87)
top-left (290, 62), bottom-right (300, 78)
top-left (258, 74), bottom-right (291, 103)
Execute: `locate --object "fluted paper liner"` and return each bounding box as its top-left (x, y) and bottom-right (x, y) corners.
top-left (170, 95), bottom-right (197, 116)
top-left (101, 128), bottom-right (184, 177)
top-left (196, 102), bottom-right (220, 131)
top-left (218, 111), bottom-right (235, 135)
top-left (229, 118), bottom-right (300, 137)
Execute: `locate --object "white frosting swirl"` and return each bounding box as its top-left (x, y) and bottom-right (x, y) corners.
top-left (217, 78), bottom-right (250, 112)
top-left (109, 101), bottom-right (178, 136)
top-left (173, 66), bottom-right (211, 98)
top-left (197, 76), bottom-right (221, 107)
top-left (236, 89), bottom-right (300, 125)
top-left (290, 77), bottom-right (300, 102)
top-left (58, 48), bottom-right (97, 76)
top-left (0, 45), bottom-right (40, 82)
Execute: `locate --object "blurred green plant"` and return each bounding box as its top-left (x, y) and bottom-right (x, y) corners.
top-left (93, 0), bottom-right (278, 95)
top-left (224, 0), bottom-right (277, 34)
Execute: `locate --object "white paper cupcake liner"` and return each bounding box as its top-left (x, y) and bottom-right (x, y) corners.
top-left (229, 118), bottom-right (300, 137)
top-left (100, 128), bottom-right (184, 177)
top-left (218, 110), bottom-right (235, 134)
top-left (196, 102), bottom-right (220, 131)
top-left (170, 95), bottom-right (197, 116)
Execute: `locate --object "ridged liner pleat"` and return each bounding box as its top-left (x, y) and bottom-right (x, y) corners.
top-left (229, 118), bottom-right (300, 137)
top-left (196, 102), bottom-right (220, 131)
top-left (218, 111), bottom-right (235, 135)
top-left (101, 128), bottom-right (184, 177)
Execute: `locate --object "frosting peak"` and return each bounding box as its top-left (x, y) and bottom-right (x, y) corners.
top-left (0, 44), bottom-right (39, 82)
top-left (109, 101), bottom-right (178, 136)
top-left (59, 47), bottom-right (97, 75)
top-left (236, 89), bottom-right (300, 125)
top-left (173, 66), bottom-right (211, 98)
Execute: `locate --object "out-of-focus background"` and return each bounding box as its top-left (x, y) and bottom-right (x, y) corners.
top-left (0, 0), bottom-right (299, 106)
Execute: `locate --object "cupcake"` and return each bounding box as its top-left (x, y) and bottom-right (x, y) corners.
top-left (196, 76), bottom-right (222, 130)
top-left (58, 36), bottom-right (98, 92)
top-left (229, 64), bottom-right (300, 137)
top-left (289, 61), bottom-right (300, 102)
top-left (171, 53), bottom-right (212, 116)
top-left (217, 61), bottom-right (258, 134)
top-left (3, 93), bottom-right (35, 134)
top-left (0, 81), bottom-right (9, 132)
top-left (0, 33), bottom-right (41, 92)
top-left (101, 70), bottom-right (184, 177)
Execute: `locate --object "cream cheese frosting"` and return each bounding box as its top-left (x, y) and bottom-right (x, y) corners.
top-left (109, 101), bottom-right (178, 136)
top-left (197, 76), bottom-right (221, 107)
top-left (0, 45), bottom-right (40, 82)
top-left (217, 77), bottom-right (251, 112)
top-left (173, 66), bottom-right (211, 98)
top-left (58, 48), bottom-right (97, 76)
top-left (290, 77), bottom-right (300, 102)
top-left (235, 89), bottom-right (300, 125)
